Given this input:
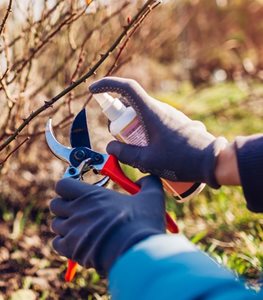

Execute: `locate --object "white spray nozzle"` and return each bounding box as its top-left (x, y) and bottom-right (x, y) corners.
top-left (93, 93), bottom-right (114, 109)
top-left (93, 92), bottom-right (126, 121)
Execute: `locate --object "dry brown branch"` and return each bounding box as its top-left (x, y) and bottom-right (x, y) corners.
top-left (0, 1), bottom-right (64, 55)
top-left (0, 137), bottom-right (29, 167)
top-left (0, 1), bottom-right (80, 55)
top-left (0, 68), bottom-right (8, 81)
top-left (1, 32), bottom-right (11, 81)
top-left (0, 0), bottom-right (159, 152)
top-left (7, 9), bottom-right (86, 83)
top-left (0, 68), bottom-right (15, 105)
top-left (82, 1), bottom-right (161, 108)
top-left (0, 104), bottom-right (15, 140)
top-left (0, 0), bottom-right (12, 36)
top-left (106, 1), bottom-right (161, 77)
top-left (29, 2), bottom-right (130, 99)
top-left (66, 46), bottom-right (86, 114)
top-left (0, 78), bottom-right (12, 103)
top-left (9, 113), bottom-right (75, 139)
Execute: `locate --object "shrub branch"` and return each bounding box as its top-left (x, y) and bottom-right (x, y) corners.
top-left (0, 0), bottom-right (12, 36)
top-left (0, 0), bottom-right (159, 152)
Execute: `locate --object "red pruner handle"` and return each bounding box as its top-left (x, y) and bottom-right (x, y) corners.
top-left (166, 212), bottom-right (179, 233)
top-left (101, 155), bottom-right (179, 233)
top-left (101, 155), bottom-right (140, 195)
top-left (65, 259), bottom-right (78, 282)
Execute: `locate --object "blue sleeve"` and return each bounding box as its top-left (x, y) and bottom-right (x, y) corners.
top-left (109, 234), bottom-right (261, 300)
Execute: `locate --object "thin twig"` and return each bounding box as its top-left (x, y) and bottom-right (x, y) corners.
top-left (3, 6), bottom-right (88, 89)
top-left (0, 0), bottom-right (91, 55)
top-left (0, 68), bottom-right (15, 104)
top-left (10, 114), bottom-right (74, 138)
top-left (106, 1), bottom-right (161, 76)
top-left (0, 0), bottom-right (64, 54)
top-left (0, 0), bottom-right (158, 152)
top-left (0, 137), bottom-right (29, 167)
top-left (9, 11), bottom-right (84, 75)
top-left (10, 58), bottom-right (131, 138)
top-left (0, 103), bottom-right (15, 140)
top-left (82, 1), bottom-right (161, 107)
top-left (66, 47), bottom-right (86, 114)
top-left (29, 1), bottom-right (130, 99)
top-left (0, 0), bottom-right (12, 36)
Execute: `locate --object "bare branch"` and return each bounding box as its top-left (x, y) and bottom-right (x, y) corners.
top-left (0, 137), bottom-right (29, 167)
top-left (0, 68), bottom-right (9, 81)
top-left (82, 1), bottom-right (161, 108)
top-left (8, 9), bottom-right (85, 80)
top-left (0, 0), bottom-right (159, 152)
top-left (106, 1), bottom-right (161, 77)
top-left (0, 1), bottom-right (64, 55)
top-left (66, 47), bottom-right (86, 114)
top-left (29, 2), bottom-right (130, 99)
top-left (0, 0), bottom-right (12, 36)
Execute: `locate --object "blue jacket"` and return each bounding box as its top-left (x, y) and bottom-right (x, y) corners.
top-left (109, 234), bottom-right (261, 300)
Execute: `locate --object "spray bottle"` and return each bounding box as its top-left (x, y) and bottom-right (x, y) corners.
top-left (93, 93), bottom-right (205, 202)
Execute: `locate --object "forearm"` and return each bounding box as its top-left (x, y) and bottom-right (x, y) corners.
top-left (215, 142), bottom-right (241, 186)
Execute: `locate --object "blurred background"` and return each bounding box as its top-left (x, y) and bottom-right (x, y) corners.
top-left (0, 0), bottom-right (262, 299)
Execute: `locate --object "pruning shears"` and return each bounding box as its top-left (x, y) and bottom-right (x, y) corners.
top-left (45, 109), bottom-right (178, 282)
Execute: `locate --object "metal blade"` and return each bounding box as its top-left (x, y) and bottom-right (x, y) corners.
top-left (70, 108), bottom-right (91, 148)
top-left (45, 119), bottom-right (72, 163)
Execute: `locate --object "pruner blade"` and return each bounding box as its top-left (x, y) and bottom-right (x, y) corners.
top-left (45, 119), bottom-right (72, 163)
top-left (70, 108), bottom-right (91, 148)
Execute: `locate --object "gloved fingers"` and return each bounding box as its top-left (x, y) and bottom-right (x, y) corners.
top-left (136, 174), bottom-right (162, 188)
top-left (136, 175), bottom-right (164, 199)
top-left (191, 120), bottom-right (207, 131)
top-left (135, 175), bottom-right (165, 216)
top-left (52, 235), bottom-right (72, 259)
top-left (106, 140), bottom-right (146, 168)
top-left (187, 120), bottom-right (216, 141)
top-left (49, 197), bottom-right (71, 218)
top-left (55, 178), bottom-right (101, 201)
top-left (50, 217), bottom-right (68, 236)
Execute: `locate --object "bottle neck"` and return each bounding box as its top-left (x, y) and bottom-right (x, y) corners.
top-left (93, 93), bottom-right (127, 121)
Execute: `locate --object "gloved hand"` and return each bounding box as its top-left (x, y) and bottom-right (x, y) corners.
top-left (89, 77), bottom-right (228, 188)
top-left (49, 175), bottom-right (166, 275)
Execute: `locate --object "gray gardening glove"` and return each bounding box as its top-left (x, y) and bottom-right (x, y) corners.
top-left (89, 77), bottom-right (228, 188)
top-left (50, 175), bottom-right (166, 275)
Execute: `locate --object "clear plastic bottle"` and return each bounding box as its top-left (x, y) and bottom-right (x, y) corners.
top-left (93, 92), bottom-right (205, 202)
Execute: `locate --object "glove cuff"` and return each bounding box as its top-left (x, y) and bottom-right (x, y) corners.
top-left (234, 134), bottom-right (263, 212)
top-left (204, 137), bottom-right (229, 189)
